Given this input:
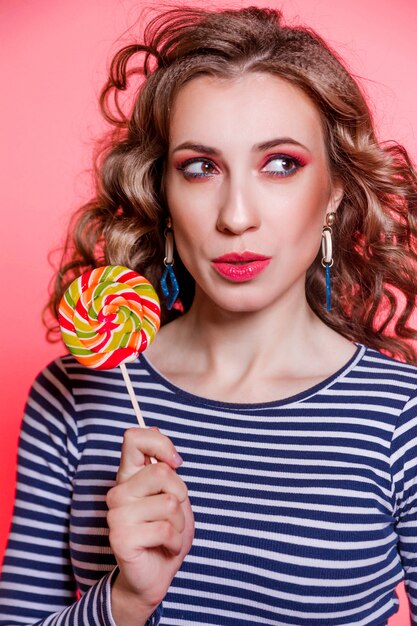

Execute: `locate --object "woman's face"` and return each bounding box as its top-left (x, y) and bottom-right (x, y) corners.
top-left (165, 72), bottom-right (343, 314)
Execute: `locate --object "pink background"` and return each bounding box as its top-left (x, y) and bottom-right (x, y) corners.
top-left (1, 1), bottom-right (416, 623)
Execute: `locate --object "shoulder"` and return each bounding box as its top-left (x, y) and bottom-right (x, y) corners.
top-left (346, 346), bottom-right (417, 430)
top-left (24, 355), bottom-right (82, 427)
top-left (355, 345), bottom-right (417, 389)
top-left (349, 348), bottom-right (417, 469)
top-left (26, 354), bottom-right (125, 419)
top-left (34, 353), bottom-right (129, 390)
top-left (30, 353), bottom-right (160, 410)
top-left (360, 349), bottom-right (417, 446)
top-left (29, 354), bottom-right (77, 403)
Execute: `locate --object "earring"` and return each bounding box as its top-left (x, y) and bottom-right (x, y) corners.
top-left (321, 212), bottom-right (336, 312)
top-left (160, 218), bottom-right (180, 310)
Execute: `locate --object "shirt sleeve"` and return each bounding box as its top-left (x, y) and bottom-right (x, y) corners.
top-left (0, 359), bottom-right (161, 626)
top-left (391, 391), bottom-right (417, 626)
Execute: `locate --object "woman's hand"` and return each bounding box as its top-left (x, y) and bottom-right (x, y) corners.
top-left (106, 428), bottom-right (195, 625)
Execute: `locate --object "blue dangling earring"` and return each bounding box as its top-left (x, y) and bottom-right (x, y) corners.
top-left (321, 212), bottom-right (336, 312)
top-left (160, 218), bottom-right (180, 310)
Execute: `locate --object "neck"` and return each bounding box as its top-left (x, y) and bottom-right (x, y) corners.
top-left (147, 283), bottom-right (356, 403)
top-left (169, 284), bottom-right (327, 377)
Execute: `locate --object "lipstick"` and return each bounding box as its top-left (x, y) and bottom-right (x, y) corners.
top-left (211, 252), bottom-right (271, 282)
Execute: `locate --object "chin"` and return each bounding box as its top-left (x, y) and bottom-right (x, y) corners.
top-left (209, 290), bottom-right (273, 314)
top-left (193, 273), bottom-right (282, 313)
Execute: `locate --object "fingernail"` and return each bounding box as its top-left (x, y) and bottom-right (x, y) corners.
top-left (172, 451), bottom-right (184, 467)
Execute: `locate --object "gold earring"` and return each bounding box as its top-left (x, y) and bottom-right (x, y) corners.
top-left (321, 212), bottom-right (336, 311)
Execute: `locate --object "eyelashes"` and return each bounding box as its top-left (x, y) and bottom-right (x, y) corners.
top-left (176, 158), bottom-right (218, 179)
top-left (261, 154), bottom-right (306, 177)
top-left (175, 154), bottom-right (306, 180)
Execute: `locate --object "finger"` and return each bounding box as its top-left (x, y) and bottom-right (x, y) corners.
top-left (108, 462), bottom-right (188, 508)
top-left (111, 520), bottom-right (184, 558)
top-left (117, 427), bottom-right (183, 483)
top-left (107, 492), bottom-right (186, 534)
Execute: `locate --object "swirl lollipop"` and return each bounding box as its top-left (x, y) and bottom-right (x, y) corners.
top-left (59, 265), bottom-right (161, 436)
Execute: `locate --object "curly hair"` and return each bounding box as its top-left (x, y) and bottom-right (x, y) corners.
top-left (46, 6), bottom-right (417, 362)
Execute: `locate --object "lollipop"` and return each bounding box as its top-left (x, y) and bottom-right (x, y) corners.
top-left (59, 265), bottom-right (161, 437)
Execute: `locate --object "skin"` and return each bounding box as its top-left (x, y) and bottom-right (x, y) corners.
top-left (108, 428), bottom-right (194, 625)
top-left (151, 72), bottom-right (355, 402)
top-left (109, 72), bottom-right (356, 624)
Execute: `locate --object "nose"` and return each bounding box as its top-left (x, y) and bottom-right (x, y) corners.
top-left (216, 178), bottom-right (261, 235)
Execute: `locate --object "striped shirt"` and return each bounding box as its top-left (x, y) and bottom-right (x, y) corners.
top-left (1, 343), bottom-right (417, 625)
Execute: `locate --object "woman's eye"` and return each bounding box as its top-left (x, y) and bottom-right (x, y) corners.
top-left (177, 159), bottom-right (218, 179)
top-left (261, 155), bottom-right (303, 177)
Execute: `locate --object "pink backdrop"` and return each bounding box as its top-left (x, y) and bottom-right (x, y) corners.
top-left (1, 1), bottom-right (416, 623)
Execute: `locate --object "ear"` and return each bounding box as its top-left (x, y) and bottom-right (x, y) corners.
top-left (326, 178), bottom-right (344, 219)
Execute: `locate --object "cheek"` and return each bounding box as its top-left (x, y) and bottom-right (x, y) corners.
top-left (166, 199), bottom-right (204, 264)
top-left (297, 170), bottom-right (330, 218)
top-left (168, 198), bottom-right (204, 243)
top-left (269, 177), bottom-right (330, 264)
top-left (166, 177), bottom-right (215, 246)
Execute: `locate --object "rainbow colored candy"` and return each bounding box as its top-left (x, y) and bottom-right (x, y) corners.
top-left (59, 265), bottom-right (161, 370)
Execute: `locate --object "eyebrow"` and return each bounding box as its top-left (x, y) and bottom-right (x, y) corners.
top-left (171, 137), bottom-right (311, 155)
top-left (256, 138), bottom-right (310, 153)
top-left (172, 142), bottom-right (219, 156)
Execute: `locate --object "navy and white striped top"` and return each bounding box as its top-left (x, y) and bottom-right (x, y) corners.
top-left (1, 343), bottom-right (417, 625)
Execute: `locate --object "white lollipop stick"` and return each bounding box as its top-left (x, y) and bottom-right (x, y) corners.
top-left (120, 362), bottom-right (157, 464)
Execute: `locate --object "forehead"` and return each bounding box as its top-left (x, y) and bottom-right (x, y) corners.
top-left (169, 72), bottom-right (326, 153)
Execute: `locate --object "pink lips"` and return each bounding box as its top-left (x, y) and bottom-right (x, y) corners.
top-left (211, 252), bottom-right (272, 282)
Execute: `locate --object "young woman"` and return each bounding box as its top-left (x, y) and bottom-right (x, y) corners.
top-left (1, 6), bottom-right (417, 626)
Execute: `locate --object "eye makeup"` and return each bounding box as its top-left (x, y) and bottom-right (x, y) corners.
top-left (174, 152), bottom-right (308, 181)
top-left (175, 157), bottom-right (219, 179)
top-left (260, 153), bottom-right (308, 177)
top-left (172, 136), bottom-right (312, 183)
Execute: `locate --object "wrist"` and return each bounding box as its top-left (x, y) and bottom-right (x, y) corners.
top-left (111, 570), bottom-right (161, 626)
